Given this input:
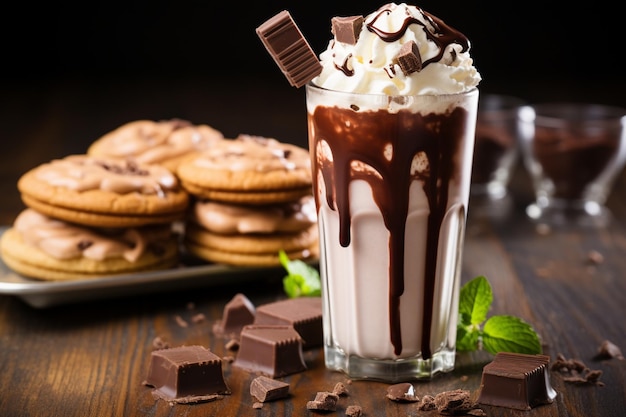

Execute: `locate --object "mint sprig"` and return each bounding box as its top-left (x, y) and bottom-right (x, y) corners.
top-left (279, 250), bottom-right (321, 298)
top-left (457, 276), bottom-right (542, 355)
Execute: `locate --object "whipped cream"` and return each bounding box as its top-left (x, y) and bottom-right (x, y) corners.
top-left (313, 2), bottom-right (481, 95)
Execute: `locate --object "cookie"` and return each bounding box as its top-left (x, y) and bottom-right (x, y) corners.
top-left (17, 155), bottom-right (189, 228)
top-left (184, 195), bottom-right (318, 267)
top-left (176, 134), bottom-right (313, 204)
top-left (184, 223), bottom-right (318, 267)
top-left (0, 209), bottom-right (179, 281)
top-left (87, 119), bottom-right (224, 172)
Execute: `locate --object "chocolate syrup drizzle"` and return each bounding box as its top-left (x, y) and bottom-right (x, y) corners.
top-left (311, 104), bottom-right (468, 359)
top-left (366, 5), bottom-right (469, 70)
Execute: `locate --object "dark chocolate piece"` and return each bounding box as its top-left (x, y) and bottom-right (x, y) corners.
top-left (144, 345), bottom-right (230, 403)
top-left (253, 297), bottom-right (322, 349)
top-left (256, 10), bottom-right (322, 88)
top-left (386, 382), bottom-right (418, 402)
top-left (213, 293), bottom-right (255, 338)
top-left (396, 41), bottom-right (422, 75)
top-left (331, 15), bottom-right (364, 45)
top-left (250, 375), bottom-right (290, 402)
top-left (233, 324), bottom-right (307, 377)
top-left (306, 391), bottom-right (339, 411)
top-left (477, 352), bottom-right (557, 410)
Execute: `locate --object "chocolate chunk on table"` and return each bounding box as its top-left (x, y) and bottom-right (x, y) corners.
top-left (250, 375), bottom-right (290, 402)
top-left (256, 10), bottom-right (322, 88)
top-left (212, 293), bottom-right (255, 338)
top-left (144, 345), bottom-right (230, 403)
top-left (253, 297), bottom-right (322, 349)
top-left (233, 324), bottom-right (307, 377)
top-left (477, 352), bottom-right (557, 410)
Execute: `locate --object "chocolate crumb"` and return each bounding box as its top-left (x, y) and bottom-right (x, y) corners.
top-left (386, 382), bottom-right (419, 402)
top-left (331, 15), bottom-right (364, 45)
top-left (174, 315), bottom-right (188, 328)
top-left (587, 250), bottom-right (604, 264)
top-left (306, 391), bottom-right (339, 411)
top-left (597, 339), bottom-right (624, 360)
top-left (191, 313), bottom-right (206, 324)
top-left (152, 336), bottom-right (170, 350)
top-left (345, 404), bottom-right (363, 417)
top-left (434, 389), bottom-right (476, 414)
top-left (467, 409), bottom-right (487, 416)
top-left (552, 353), bottom-right (605, 386)
top-left (395, 41), bottom-right (422, 75)
top-left (460, 375), bottom-right (469, 382)
top-left (222, 355), bottom-right (235, 363)
top-left (417, 394), bottom-right (437, 411)
top-left (253, 401), bottom-right (263, 409)
top-left (225, 338), bottom-right (240, 351)
top-left (332, 382), bottom-right (349, 396)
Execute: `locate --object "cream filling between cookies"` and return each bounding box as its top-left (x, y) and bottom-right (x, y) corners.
top-left (34, 154), bottom-right (179, 196)
top-left (191, 196), bottom-right (317, 234)
top-left (192, 135), bottom-right (311, 173)
top-left (14, 209), bottom-right (170, 262)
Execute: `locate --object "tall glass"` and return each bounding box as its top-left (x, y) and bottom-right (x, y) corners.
top-left (306, 84), bottom-right (479, 382)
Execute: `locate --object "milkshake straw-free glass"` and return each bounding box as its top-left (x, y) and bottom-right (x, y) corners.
top-left (307, 84), bottom-right (478, 382)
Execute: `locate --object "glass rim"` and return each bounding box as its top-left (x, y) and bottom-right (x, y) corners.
top-left (306, 81), bottom-right (478, 100)
top-left (527, 102), bottom-right (626, 127)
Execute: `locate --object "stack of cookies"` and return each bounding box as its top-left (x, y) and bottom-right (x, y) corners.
top-left (177, 134), bottom-right (318, 267)
top-left (0, 155), bottom-right (190, 280)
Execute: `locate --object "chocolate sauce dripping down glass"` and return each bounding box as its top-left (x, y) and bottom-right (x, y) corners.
top-left (311, 105), bottom-right (468, 359)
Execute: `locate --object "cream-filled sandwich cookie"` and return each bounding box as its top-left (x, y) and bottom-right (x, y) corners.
top-left (176, 134), bottom-right (313, 205)
top-left (184, 196), bottom-right (318, 267)
top-left (0, 209), bottom-right (179, 280)
top-left (87, 119), bottom-right (225, 172)
top-left (18, 155), bottom-right (189, 228)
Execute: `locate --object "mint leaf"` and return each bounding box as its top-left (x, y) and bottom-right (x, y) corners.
top-left (456, 325), bottom-right (480, 352)
top-left (482, 315), bottom-right (542, 355)
top-left (458, 275), bottom-right (492, 326)
top-left (279, 250), bottom-right (321, 298)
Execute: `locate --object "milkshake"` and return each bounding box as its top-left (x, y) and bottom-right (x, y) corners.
top-left (307, 3), bottom-right (480, 381)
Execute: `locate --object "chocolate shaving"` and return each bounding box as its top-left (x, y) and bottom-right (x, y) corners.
top-left (396, 40), bottom-right (422, 75)
top-left (256, 10), bottom-right (322, 88)
top-left (552, 353), bottom-right (605, 386)
top-left (331, 15), bottom-right (364, 45)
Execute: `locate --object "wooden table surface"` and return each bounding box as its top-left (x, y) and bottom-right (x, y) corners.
top-left (0, 78), bottom-right (625, 417)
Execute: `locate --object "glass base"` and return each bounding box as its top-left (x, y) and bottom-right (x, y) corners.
top-left (324, 345), bottom-right (455, 383)
top-left (526, 199), bottom-right (612, 228)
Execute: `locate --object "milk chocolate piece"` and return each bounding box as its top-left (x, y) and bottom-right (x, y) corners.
top-left (386, 382), bottom-right (419, 402)
top-left (256, 10), bottom-right (322, 88)
top-left (254, 297), bottom-right (322, 349)
top-left (331, 15), bottom-right (364, 45)
top-left (233, 324), bottom-right (307, 377)
top-left (212, 293), bottom-right (255, 338)
top-left (396, 41), bottom-right (422, 75)
top-left (144, 345), bottom-right (230, 403)
top-left (477, 352), bottom-right (557, 410)
top-left (306, 391), bottom-right (339, 411)
top-left (250, 375), bottom-right (290, 402)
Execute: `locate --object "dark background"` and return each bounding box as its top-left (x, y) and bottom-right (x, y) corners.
top-left (1, 0), bottom-right (625, 152)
